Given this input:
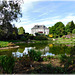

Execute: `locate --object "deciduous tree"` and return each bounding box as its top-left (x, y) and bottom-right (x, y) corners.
top-left (18, 27), bottom-right (25, 35)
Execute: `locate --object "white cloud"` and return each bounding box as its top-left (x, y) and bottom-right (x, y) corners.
top-left (14, 14), bottom-right (75, 34)
top-left (3, 0), bottom-right (75, 33)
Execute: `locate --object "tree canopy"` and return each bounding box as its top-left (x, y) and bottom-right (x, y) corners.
top-left (0, 0), bottom-right (22, 24)
top-left (72, 29), bottom-right (75, 34)
top-left (65, 21), bottom-right (75, 34)
top-left (0, 0), bottom-right (23, 40)
top-left (70, 21), bottom-right (75, 33)
top-left (49, 22), bottom-right (65, 37)
top-left (65, 22), bottom-right (71, 34)
top-left (49, 21), bottom-right (75, 38)
top-left (18, 27), bottom-right (25, 35)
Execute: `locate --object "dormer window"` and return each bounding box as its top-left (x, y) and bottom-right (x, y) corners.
top-left (44, 26), bottom-right (45, 28)
top-left (38, 26), bottom-right (39, 28)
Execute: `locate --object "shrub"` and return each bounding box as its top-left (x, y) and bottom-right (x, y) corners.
top-left (60, 54), bottom-right (67, 63)
top-left (29, 49), bottom-right (42, 61)
top-left (34, 36), bottom-right (48, 40)
top-left (19, 55), bottom-right (31, 67)
top-left (43, 57), bottom-right (47, 61)
top-left (72, 29), bottom-right (75, 34)
top-left (54, 55), bottom-right (62, 59)
top-left (20, 36), bottom-right (27, 41)
top-left (1, 56), bottom-right (15, 73)
top-left (32, 64), bottom-right (67, 74)
top-left (47, 55), bottom-right (54, 59)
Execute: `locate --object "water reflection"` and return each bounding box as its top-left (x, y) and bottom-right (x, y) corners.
top-left (0, 43), bottom-right (75, 57)
top-left (12, 47), bottom-right (32, 57)
top-left (12, 46), bottom-right (55, 57)
top-left (41, 52), bottom-right (55, 56)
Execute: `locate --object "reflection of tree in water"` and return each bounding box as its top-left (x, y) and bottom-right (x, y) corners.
top-left (19, 43), bottom-right (48, 50)
top-left (18, 47), bottom-right (25, 53)
top-left (34, 43), bottom-right (48, 50)
top-left (49, 44), bottom-right (71, 55)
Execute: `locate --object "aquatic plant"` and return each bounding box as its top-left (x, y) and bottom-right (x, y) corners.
top-left (43, 57), bottom-right (47, 61)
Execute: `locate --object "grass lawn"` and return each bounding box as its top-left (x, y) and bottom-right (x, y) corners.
top-left (0, 41), bottom-right (9, 48)
top-left (0, 40), bottom-right (25, 48)
top-left (54, 38), bottom-right (75, 44)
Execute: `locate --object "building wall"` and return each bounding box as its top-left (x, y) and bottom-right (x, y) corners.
top-left (31, 28), bottom-right (49, 36)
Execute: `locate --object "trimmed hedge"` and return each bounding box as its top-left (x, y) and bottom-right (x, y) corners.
top-left (33, 36), bottom-right (48, 40)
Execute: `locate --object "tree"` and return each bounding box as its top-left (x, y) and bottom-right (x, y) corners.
top-left (0, 0), bottom-right (23, 40)
top-left (70, 21), bottom-right (75, 33)
top-left (65, 22), bottom-right (71, 34)
top-left (18, 27), bottom-right (25, 35)
top-left (0, 0), bottom-right (22, 24)
top-left (65, 21), bottom-right (75, 34)
top-left (49, 26), bottom-right (55, 34)
top-left (12, 27), bottom-right (18, 39)
top-left (72, 29), bottom-right (75, 34)
top-left (55, 22), bottom-right (65, 37)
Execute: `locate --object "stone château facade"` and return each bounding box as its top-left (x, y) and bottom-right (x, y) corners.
top-left (31, 25), bottom-right (49, 36)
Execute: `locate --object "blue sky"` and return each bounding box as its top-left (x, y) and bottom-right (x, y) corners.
top-left (12, 0), bottom-right (75, 33)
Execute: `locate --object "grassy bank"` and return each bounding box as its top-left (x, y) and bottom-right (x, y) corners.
top-left (53, 38), bottom-right (75, 44)
top-left (0, 41), bottom-right (9, 48)
top-left (0, 41), bottom-right (19, 48)
top-left (0, 40), bottom-right (48, 48)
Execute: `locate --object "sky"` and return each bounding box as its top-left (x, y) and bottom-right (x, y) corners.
top-left (12, 0), bottom-right (75, 33)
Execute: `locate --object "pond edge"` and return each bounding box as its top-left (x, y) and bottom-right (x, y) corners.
top-left (0, 46), bottom-right (19, 50)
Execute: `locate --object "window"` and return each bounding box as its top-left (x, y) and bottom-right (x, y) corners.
top-left (38, 26), bottom-right (39, 28)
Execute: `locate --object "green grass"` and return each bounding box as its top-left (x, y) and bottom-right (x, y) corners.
top-left (53, 38), bottom-right (75, 44)
top-left (7, 40), bottom-right (22, 43)
top-left (0, 40), bottom-right (23, 48)
top-left (0, 41), bottom-right (9, 48)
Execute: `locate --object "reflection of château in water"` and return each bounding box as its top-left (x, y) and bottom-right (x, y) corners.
top-left (31, 25), bottom-right (49, 36)
top-left (32, 46), bottom-right (49, 54)
top-left (12, 46), bottom-right (50, 57)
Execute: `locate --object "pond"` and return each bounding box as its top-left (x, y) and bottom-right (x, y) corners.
top-left (0, 42), bottom-right (75, 57)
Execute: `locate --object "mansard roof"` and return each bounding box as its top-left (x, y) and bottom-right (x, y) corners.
top-left (31, 25), bottom-right (49, 29)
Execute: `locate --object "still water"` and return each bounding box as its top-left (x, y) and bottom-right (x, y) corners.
top-left (0, 42), bottom-right (75, 57)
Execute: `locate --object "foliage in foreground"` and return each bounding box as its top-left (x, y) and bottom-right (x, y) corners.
top-left (0, 54), bottom-right (74, 74)
top-left (0, 47), bottom-right (74, 74)
top-left (29, 64), bottom-right (67, 74)
top-left (29, 49), bottom-right (42, 61)
top-left (0, 55), bottom-right (15, 73)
